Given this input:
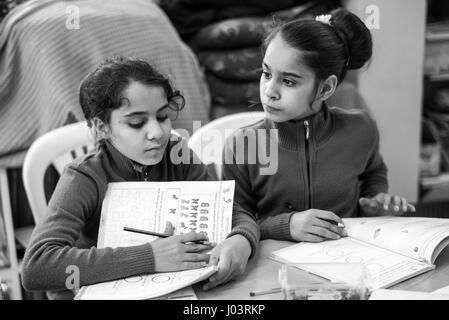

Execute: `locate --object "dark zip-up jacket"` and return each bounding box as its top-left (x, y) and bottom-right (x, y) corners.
top-left (22, 136), bottom-right (259, 299)
top-left (222, 104), bottom-right (388, 241)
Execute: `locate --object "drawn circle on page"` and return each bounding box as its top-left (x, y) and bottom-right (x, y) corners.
top-left (151, 275), bottom-right (171, 283)
top-left (124, 276), bottom-right (143, 283)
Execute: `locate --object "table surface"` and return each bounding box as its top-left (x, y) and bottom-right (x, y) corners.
top-left (195, 239), bottom-right (449, 300)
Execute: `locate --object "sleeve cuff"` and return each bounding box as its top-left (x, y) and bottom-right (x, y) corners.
top-left (260, 212), bottom-right (295, 241)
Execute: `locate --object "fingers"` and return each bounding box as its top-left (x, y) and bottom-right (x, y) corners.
top-left (184, 242), bottom-right (216, 252)
top-left (203, 255), bottom-right (234, 291)
top-left (312, 219), bottom-right (345, 237)
top-left (178, 231), bottom-right (209, 243)
top-left (180, 261), bottom-right (209, 270)
top-left (384, 194), bottom-right (416, 214)
top-left (183, 252), bottom-right (210, 262)
top-left (392, 195), bottom-right (401, 213)
top-left (381, 193), bottom-right (391, 211)
top-left (163, 221), bottom-right (175, 235)
top-left (359, 197), bottom-right (379, 209)
top-left (362, 193), bottom-right (416, 216)
top-left (312, 226), bottom-right (342, 240)
top-left (302, 233), bottom-right (326, 242)
top-left (313, 210), bottom-right (343, 226)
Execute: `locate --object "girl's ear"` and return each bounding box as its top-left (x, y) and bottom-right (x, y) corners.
top-left (92, 117), bottom-right (110, 140)
top-left (319, 75), bottom-right (338, 101)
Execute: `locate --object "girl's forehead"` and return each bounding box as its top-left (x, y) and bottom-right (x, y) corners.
top-left (264, 34), bottom-right (314, 78)
top-left (123, 81), bottom-right (166, 101)
top-left (119, 81), bottom-right (167, 113)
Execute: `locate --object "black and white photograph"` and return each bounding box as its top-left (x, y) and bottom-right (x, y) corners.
top-left (0, 0), bottom-right (449, 311)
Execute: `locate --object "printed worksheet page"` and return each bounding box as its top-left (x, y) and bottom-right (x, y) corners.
top-left (97, 180), bottom-right (235, 247)
top-left (343, 217), bottom-right (449, 263)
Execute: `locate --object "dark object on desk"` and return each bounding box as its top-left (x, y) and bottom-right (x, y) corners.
top-left (249, 287), bottom-right (282, 297)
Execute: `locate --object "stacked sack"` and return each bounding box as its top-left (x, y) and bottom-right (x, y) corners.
top-left (160, 0), bottom-right (342, 119)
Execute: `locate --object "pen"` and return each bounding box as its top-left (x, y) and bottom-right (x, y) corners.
top-left (123, 227), bottom-right (209, 245)
top-left (320, 218), bottom-right (345, 228)
top-left (249, 287), bottom-right (282, 297)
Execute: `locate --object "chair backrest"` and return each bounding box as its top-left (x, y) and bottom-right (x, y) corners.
top-left (22, 122), bottom-right (182, 225)
top-left (22, 122), bottom-right (95, 224)
top-left (188, 112), bottom-right (265, 179)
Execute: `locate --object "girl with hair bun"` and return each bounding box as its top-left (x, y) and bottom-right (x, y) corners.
top-left (223, 8), bottom-right (415, 243)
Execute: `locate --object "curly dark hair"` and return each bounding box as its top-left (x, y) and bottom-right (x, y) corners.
top-left (79, 56), bottom-right (185, 128)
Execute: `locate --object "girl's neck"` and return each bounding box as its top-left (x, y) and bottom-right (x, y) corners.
top-left (291, 102), bottom-right (324, 122)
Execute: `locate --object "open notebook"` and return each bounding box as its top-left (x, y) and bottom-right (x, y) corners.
top-left (271, 217), bottom-right (449, 289)
top-left (75, 180), bottom-right (234, 300)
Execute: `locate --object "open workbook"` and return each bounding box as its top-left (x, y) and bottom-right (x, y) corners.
top-left (271, 217), bottom-right (449, 289)
top-left (75, 180), bottom-right (235, 300)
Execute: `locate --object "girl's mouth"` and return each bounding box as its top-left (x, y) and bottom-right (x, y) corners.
top-left (263, 104), bottom-right (281, 113)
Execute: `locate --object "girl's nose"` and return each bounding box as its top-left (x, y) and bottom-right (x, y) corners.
top-left (145, 119), bottom-right (164, 141)
top-left (264, 81), bottom-right (280, 100)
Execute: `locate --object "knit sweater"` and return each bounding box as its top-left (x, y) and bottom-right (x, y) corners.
top-left (222, 104), bottom-right (388, 241)
top-left (21, 136), bottom-right (259, 299)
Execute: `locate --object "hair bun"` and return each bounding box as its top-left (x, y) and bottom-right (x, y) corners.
top-left (330, 8), bottom-right (372, 70)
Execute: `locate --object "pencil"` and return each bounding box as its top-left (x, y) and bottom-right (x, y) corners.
top-left (123, 226), bottom-right (170, 238)
top-left (249, 287), bottom-right (282, 297)
top-left (123, 227), bottom-right (209, 245)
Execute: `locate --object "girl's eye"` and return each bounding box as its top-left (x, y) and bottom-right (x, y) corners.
top-left (261, 70), bottom-right (271, 79)
top-left (157, 115), bottom-right (169, 122)
top-left (283, 79), bottom-right (296, 87)
top-left (128, 122), bottom-right (144, 129)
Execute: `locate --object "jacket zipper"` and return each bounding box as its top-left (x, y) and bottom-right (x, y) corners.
top-left (304, 120), bottom-right (312, 209)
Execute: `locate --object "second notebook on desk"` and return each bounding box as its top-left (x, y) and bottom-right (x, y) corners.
top-left (271, 217), bottom-right (449, 289)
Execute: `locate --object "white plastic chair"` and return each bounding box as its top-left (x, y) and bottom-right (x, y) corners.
top-left (188, 112), bottom-right (265, 179)
top-left (22, 122), bottom-right (95, 227)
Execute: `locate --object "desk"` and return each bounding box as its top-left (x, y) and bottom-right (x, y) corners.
top-left (196, 239), bottom-right (449, 300)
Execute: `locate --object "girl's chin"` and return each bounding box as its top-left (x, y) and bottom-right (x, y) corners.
top-left (264, 112), bottom-right (288, 122)
top-left (134, 152), bottom-right (165, 166)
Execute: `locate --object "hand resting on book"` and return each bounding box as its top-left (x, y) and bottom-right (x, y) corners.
top-left (359, 193), bottom-right (416, 217)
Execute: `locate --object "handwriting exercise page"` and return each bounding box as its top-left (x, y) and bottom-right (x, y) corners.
top-left (343, 217), bottom-right (449, 263)
top-left (76, 266), bottom-right (217, 300)
top-left (272, 237), bottom-right (431, 289)
top-left (97, 180), bottom-right (235, 248)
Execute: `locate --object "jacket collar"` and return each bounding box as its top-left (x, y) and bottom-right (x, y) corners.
top-left (267, 102), bottom-right (334, 150)
top-left (101, 140), bottom-right (154, 180)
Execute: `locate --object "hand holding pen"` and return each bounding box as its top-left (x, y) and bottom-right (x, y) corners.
top-left (124, 222), bottom-right (216, 272)
top-left (289, 208), bottom-right (347, 242)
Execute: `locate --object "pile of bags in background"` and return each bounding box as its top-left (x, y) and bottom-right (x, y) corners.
top-left (160, 0), bottom-right (341, 119)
